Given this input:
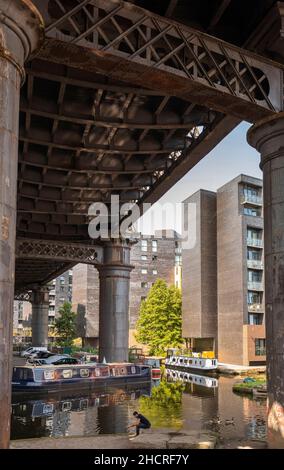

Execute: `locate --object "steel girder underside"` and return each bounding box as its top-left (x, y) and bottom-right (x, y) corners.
top-left (15, 0), bottom-right (284, 292)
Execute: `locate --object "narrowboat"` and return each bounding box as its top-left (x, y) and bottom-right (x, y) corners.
top-left (165, 348), bottom-right (218, 372)
top-left (166, 368), bottom-right (218, 388)
top-left (144, 357), bottom-right (161, 379)
top-left (128, 348), bottom-right (162, 379)
top-left (12, 362), bottom-right (151, 394)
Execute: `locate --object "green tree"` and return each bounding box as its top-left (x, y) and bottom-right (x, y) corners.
top-left (54, 302), bottom-right (77, 347)
top-left (135, 279), bottom-right (182, 355)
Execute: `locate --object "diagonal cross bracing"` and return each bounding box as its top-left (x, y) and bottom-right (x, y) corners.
top-left (40, 0), bottom-right (284, 122)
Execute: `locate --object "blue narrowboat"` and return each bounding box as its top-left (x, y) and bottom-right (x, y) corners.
top-left (12, 362), bottom-right (151, 394)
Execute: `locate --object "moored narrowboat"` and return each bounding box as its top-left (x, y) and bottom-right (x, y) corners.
top-left (165, 348), bottom-right (218, 372)
top-left (128, 348), bottom-right (162, 379)
top-left (12, 362), bottom-right (151, 393)
top-left (144, 357), bottom-right (162, 379)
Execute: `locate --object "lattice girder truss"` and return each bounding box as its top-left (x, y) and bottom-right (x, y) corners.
top-left (37, 0), bottom-right (284, 122)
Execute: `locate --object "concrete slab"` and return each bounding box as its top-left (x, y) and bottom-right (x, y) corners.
top-left (168, 432), bottom-right (217, 449)
top-left (10, 430), bottom-right (218, 450)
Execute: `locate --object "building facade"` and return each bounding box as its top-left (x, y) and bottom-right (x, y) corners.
top-left (182, 190), bottom-right (217, 354)
top-left (13, 269), bottom-right (73, 340)
top-left (72, 230), bottom-right (182, 348)
top-left (182, 175), bottom-right (265, 366)
top-left (217, 175), bottom-right (264, 365)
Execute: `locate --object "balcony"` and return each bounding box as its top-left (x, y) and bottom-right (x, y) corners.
top-left (247, 238), bottom-right (263, 248)
top-left (241, 194), bottom-right (262, 206)
top-left (247, 281), bottom-right (263, 291)
top-left (247, 259), bottom-right (263, 270)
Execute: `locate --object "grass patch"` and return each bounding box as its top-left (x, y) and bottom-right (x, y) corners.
top-left (233, 375), bottom-right (266, 394)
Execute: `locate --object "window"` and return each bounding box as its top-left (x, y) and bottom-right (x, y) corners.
top-left (244, 206), bottom-right (261, 217)
top-left (249, 313), bottom-right (263, 325)
top-left (247, 291), bottom-right (262, 305)
top-left (141, 282), bottom-right (148, 288)
top-left (141, 240), bottom-right (147, 252)
top-left (152, 240), bottom-right (158, 252)
top-left (141, 268), bottom-right (147, 275)
top-left (243, 185), bottom-right (262, 201)
top-left (247, 248), bottom-right (261, 261)
top-left (141, 255), bottom-right (147, 261)
top-left (247, 227), bottom-right (261, 238)
top-left (152, 269), bottom-right (157, 275)
top-left (255, 339), bottom-right (266, 356)
top-left (248, 270), bottom-right (262, 282)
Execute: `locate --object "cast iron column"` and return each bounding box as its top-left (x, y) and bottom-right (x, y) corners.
top-left (97, 240), bottom-right (133, 363)
top-left (31, 286), bottom-right (50, 348)
top-left (248, 113), bottom-right (284, 448)
top-left (0, 0), bottom-right (43, 448)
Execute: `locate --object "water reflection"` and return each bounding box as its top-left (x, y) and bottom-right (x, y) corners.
top-left (11, 371), bottom-right (267, 445)
top-left (168, 370), bottom-right (267, 444)
top-left (166, 368), bottom-right (218, 389)
top-left (11, 383), bottom-right (151, 440)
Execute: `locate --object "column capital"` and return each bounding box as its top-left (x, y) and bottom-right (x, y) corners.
top-left (247, 112), bottom-right (284, 169)
top-left (30, 285), bottom-right (50, 305)
top-left (0, 0), bottom-right (44, 80)
top-left (98, 238), bottom-right (134, 270)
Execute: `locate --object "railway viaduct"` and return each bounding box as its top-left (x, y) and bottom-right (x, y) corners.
top-left (1, 0), bottom-right (284, 447)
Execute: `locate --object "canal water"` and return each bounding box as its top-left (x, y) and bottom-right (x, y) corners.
top-left (11, 370), bottom-right (267, 446)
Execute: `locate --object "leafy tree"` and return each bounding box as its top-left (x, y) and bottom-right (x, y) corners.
top-left (135, 279), bottom-right (182, 355)
top-left (54, 302), bottom-right (77, 347)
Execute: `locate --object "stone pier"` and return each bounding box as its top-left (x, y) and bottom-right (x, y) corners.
top-left (97, 240), bottom-right (133, 363)
top-left (0, 0), bottom-right (43, 448)
top-left (248, 113), bottom-right (284, 448)
top-left (31, 286), bottom-right (50, 348)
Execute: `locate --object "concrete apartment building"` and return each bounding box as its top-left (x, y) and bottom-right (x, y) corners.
top-left (182, 190), bottom-right (217, 353)
top-left (182, 174), bottom-right (265, 366)
top-left (72, 230), bottom-right (182, 348)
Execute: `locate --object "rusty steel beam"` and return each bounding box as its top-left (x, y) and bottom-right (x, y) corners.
top-left (37, 0), bottom-right (283, 123)
top-left (140, 114), bottom-right (240, 206)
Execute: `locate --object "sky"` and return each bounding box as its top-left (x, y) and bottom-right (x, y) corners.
top-left (137, 122), bottom-right (262, 234)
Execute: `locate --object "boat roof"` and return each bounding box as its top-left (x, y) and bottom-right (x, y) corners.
top-left (14, 362), bottom-right (137, 369)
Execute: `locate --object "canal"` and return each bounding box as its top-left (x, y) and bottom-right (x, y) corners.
top-left (10, 369), bottom-right (267, 447)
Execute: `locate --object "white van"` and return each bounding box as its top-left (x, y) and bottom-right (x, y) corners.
top-left (21, 347), bottom-right (48, 358)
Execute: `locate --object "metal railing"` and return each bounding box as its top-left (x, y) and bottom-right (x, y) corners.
top-left (247, 259), bottom-right (263, 269)
top-left (247, 281), bottom-right (263, 290)
top-left (241, 194), bottom-right (262, 205)
top-left (247, 238), bottom-right (263, 248)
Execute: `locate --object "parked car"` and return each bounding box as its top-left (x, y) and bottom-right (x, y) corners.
top-left (21, 347), bottom-right (48, 358)
top-left (32, 355), bottom-right (80, 366)
top-left (26, 350), bottom-right (55, 363)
